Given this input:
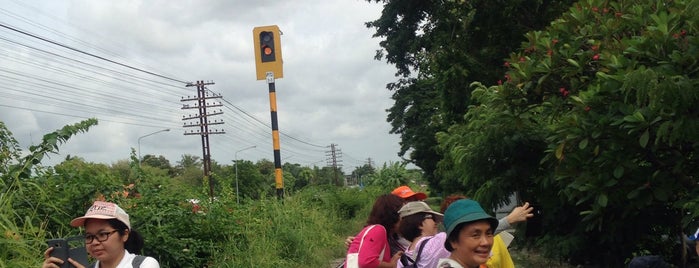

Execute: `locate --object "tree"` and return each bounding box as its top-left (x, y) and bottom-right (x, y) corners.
top-left (437, 0), bottom-right (699, 265)
top-left (141, 154), bottom-right (173, 173)
top-left (174, 154), bottom-right (201, 176)
top-left (351, 164), bottom-right (376, 179)
top-left (296, 167), bottom-right (314, 188)
top-left (366, 162), bottom-right (410, 189)
top-left (366, 0), bottom-right (576, 190)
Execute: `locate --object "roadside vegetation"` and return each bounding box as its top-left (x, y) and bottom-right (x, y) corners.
top-left (2, 0), bottom-right (699, 267)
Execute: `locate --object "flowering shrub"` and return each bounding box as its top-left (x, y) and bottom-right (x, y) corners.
top-left (440, 0), bottom-right (699, 265)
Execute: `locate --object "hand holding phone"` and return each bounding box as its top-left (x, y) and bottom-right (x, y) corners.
top-left (46, 236), bottom-right (88, 268)
top-left (46, 239), bottom-right (70, 268)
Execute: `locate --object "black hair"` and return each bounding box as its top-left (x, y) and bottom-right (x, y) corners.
top-left (107, 219), bottom-right (144, 253)
top-left (444, 221), bottom-right (466, 252)
top-left (398, 212), bottom-right (430, 241)
top-left (85, 218), bottom-right (145, 253)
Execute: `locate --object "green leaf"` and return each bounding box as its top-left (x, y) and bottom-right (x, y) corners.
top-left (639, 129), bottom-right (649, 148)
top-left (570, 96), bottom-right (583, 104)
top-left (555, 142), bottom-right (565, 160)
top-left (654, 187), bottom-right (668, 202)
top-left (613, 166), bottom-right (624, 179)
top-left (627, 188), bottom-right (640, 199)
top-left (597, 194), bottom-right (608, 207)
top-left (579, 138), bottom-right (588, 150)
top-left (567, 58), bottom-right (580, 68)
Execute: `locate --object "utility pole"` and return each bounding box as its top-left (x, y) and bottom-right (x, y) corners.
top-left (326, 143), bottom-right (342, 186)
top-left (182, 80), bottom-right (224, 202)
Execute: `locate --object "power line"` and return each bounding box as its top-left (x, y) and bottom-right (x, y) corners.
top-left (0, 22), bottom-right (191, 85)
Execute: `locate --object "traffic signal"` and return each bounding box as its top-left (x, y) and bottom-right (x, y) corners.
top-left (259, 31), bottom-right (275, 62)
top-left (253, 25), bottom-right (283, 80)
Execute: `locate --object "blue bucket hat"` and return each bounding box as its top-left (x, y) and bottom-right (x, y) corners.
top-left (689, 227), bottom-right (699, 241)
top-left (442, 199), bottom-right (498, 251)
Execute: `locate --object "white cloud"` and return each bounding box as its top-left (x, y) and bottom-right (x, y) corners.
top-left (0, 0), bottom-right (405, 171)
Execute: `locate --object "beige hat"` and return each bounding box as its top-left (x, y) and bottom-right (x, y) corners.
top-left (398, 201), bottom-right (443, 221)
top-left (70, 201), bottom-right (131, 230)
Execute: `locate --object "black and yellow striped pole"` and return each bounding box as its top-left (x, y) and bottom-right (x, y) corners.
top-left (253, 25), bottom-right (284, 199)
top-left (266, 72), bottom-right (283, 199)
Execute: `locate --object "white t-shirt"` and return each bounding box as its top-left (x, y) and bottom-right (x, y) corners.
top-left (437, 258), bottom-right (464, 268)
top-left (93, 250), bottom-right (159, 268)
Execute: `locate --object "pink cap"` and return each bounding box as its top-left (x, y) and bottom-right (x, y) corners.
top-left (70, 201), bottom-right (131, 230)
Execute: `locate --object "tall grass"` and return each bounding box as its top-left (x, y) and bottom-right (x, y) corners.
top-left (1, 167), bottom-right (386, 268)
top-left (210, 186), bottom-right (383, 267)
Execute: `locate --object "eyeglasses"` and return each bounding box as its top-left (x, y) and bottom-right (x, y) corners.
top-left (84, 230), bottom-right (119, 244)
top-left (424, 214), bottom-right (440, 222)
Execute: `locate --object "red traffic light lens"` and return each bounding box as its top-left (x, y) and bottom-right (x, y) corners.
top-left (264, 46), bottom-right (273, 55)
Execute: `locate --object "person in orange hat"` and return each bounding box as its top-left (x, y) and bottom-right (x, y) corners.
top-left (345, 186), bottom-right (429, 256)
top-left (391, 186), bottom-right (427, 202)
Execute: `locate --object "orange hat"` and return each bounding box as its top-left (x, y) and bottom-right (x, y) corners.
top-left (391, 186), bottom-right (427, 200)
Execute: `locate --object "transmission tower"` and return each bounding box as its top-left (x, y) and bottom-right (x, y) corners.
top-left (325, 143), bottom-right (343, 186)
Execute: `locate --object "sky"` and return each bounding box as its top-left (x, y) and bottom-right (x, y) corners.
top-left (0, 0), bottom-right (406, 172)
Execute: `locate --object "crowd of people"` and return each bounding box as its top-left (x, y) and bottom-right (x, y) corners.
top-left (41, 185), bottom-right (698, 267)
top-left (344, 186), bottom-right (534, 268)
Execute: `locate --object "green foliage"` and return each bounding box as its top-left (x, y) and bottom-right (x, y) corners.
top-left (0, 119), bottom-right (433, 267)
top-left (435, 0), bottom-right (699, 265)
top-left (367, 0), bottom-right (576, 189)
top-left (0, 119), bottom-right (97, 267)
top-left (366, 161), bottom-right (412, 188)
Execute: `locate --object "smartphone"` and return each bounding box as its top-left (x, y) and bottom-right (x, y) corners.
top-left (47, 236), bottom-right (88, 268)
top-left (66, 236), bottom-right (89, 267)
top-left (47, 239), bottom-right (70, 268)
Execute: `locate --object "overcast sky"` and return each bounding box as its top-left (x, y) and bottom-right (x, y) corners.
top-left (0, 0), bottom-right (405, 172)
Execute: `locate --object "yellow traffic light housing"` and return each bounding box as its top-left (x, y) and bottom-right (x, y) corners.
top-left (253, 25), bottom-right (283, 80)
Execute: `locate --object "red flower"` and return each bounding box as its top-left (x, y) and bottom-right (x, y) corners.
top-left (552, 39), bottom-right (559, 45)
top-left (615, 12), bottom-right (622, 18)
top-left (585, 106), bottom-right (591, 112)
top-left (497, 80), bottom-right (503, 85)
top-left (503, 61), bottom-right (510, 67)
top-left (559, 87), bottom-right (569, 97)
top-left (519, 57), bottom-right (526, 62)
top-left (592, 7), bottom-right (599, 12)
top-left (547, 49), bottom-right (553, 56)
top-left (592, 54), bottom-right (600, 60)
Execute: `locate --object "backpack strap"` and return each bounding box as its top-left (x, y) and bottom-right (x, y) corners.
top-left (399, 254), bottom-right (415, 266)
top-left (412, 237), bottom-right (432, 266)
top-left (132, 255), bottom-right (146, 267)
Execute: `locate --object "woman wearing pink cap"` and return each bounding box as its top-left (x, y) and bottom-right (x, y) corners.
top-left (42, 201), bottom-right (159, 268)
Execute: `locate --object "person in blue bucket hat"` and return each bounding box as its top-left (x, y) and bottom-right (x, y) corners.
top-left (437, 199), bottom-right (498, 268)
top-left (690, 227), bottom-right (699, 257)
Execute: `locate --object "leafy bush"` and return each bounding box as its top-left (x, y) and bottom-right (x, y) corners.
top-left (437, 0), bottom-right (699, 265)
